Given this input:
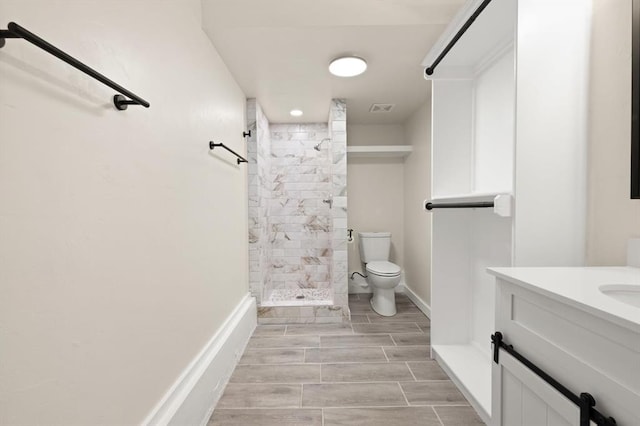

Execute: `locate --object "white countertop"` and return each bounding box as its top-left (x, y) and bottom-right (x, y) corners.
top-left (487, 267), bottom-right (640, 332)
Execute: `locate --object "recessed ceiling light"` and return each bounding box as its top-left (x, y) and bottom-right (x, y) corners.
top-left (290, 109), bottom-right (303, 117)
top-left (329, 56), bottom-right (367, 77)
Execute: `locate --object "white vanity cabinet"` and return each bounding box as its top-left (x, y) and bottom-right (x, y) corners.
top-left (423, 0), bottom-right (592, 423)
top-left (489, 267), bottom-right (640, 426)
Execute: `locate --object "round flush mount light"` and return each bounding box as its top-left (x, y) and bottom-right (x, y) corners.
top-left (329, 56), bottom-right (367, 77)
top-left (290, 109), bottom-right (303, 117)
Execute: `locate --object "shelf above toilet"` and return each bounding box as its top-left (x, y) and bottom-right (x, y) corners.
top-left (346, 145), bottom-right (412, 158)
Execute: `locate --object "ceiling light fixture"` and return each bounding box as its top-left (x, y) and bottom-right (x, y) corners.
top-left (290, 109), bottom-right (303, 117)
top-left (329, 56), bottom-right (367, 77)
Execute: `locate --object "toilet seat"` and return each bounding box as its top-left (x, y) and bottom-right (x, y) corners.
top-left (366, 261), bottom-right (401, 277)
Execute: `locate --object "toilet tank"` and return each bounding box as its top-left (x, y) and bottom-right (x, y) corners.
top-left (358, 232), bottom-right (391, 263)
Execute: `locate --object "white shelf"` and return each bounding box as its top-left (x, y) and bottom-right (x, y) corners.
top-left (432, 344), bottom-right (492, 423)
top-left (346, 145), bottom-right (412, 158)
top-left (430, 192), bottom-right (511, 203)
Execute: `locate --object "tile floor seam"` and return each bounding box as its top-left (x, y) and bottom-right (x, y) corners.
top-left (389, 334), bottom-right (398, 346)
top-left (283, 380), bottom-right (418, 385)
top-left (296, 403), bottom-right (412, 410)
top-left (397, 381), bottom-right (412, 407)
top-left (299, 382), bottom-right (303, 409)
top-left (381, 346), bottom-right (390, 362)
top-left (432, 405), bottom-right (445, 426)
top-left (406, 362), bottom-right (418, 381)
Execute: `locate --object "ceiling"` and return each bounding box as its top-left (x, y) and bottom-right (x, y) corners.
top-left (201, 0), bottom-right (466, 124)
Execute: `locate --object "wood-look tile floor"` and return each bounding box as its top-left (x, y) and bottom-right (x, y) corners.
top-left (209, 294), bottom-right (486, 426)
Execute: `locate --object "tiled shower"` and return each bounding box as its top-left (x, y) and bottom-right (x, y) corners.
top-left (247, 99), bottom-right (348, 323)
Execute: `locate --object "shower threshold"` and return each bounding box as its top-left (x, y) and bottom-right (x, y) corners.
top-left (261, 288), bottom-right (333, 306)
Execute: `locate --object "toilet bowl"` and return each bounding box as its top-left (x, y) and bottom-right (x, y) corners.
top-left (358, 232), bottom-right (402, 316)
top-left (365, 260), bottom-right (401, 316)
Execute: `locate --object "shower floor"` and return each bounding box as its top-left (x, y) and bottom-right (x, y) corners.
top-left (262, 288), bottom-right (333, 306)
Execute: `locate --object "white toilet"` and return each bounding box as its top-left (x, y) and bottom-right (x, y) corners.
top-left (358, 232), bottom-right (402, 316)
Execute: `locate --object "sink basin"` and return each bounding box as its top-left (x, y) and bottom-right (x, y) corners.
top-left (599, 284), bottom-right (640, 308)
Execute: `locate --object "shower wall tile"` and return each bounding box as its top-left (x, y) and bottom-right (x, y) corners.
top-left (329, 99), bottom-right (349, 323)
top-left (248, 98), bottom-right (349, 323)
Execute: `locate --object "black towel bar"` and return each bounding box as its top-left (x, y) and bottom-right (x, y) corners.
top-left (209, 141), bottom-right (248, 165)
top-left (491, 332), bottom-right (617, 426)
top-left (425, 0), bottom-right (493, 76)
top-left (425, 201), bottom-right (494, 210)
top-left (0, 21), bottom-right (150, 110)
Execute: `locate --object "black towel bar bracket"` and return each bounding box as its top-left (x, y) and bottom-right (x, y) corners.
top-left (209, 141), bottom-right (248, 165)
top-left (0, 21), bottom-right (150, 111)
top-left (491, 332), bottom-right (617, 426)
top-left (243, 130), bottom-right (252, 138)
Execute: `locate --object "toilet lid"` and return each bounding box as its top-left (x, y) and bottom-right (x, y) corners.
top-left (366, 261), bottom-right (401, 277)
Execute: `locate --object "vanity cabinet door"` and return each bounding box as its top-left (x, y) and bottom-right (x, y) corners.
top-left (493, 351), bottom-right (581, 426)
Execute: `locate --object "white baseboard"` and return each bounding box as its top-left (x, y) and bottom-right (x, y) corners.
top-left (402, 284), bottom-right (431, 319)
top-left (142, 293), bottom-right (257, 426)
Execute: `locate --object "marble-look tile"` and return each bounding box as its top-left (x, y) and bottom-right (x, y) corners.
top-left (216, 384), bottom-right (301, 408)
top-left (407, 361), bottom-right (450, 381)
top-left (400, 381), bottom-right (468, 406)
top-left (321, 362), bottom-right (414, 382)
top-left (239, 348), bottom-right (305, 364)
top-left (247, 336), bottom-right (320, 349)
top-left (302, 382), bottom-right (406, 407)
top-left (209, 409), bottom-right (322, 426)
top-left (305, 347), bottom-right (387, 363)
top-left (352, 323), bottom-right (422, 334)
top-left (434, 406), bottom-right (486, 425)
top-left (230, 364), bottom-right (320, 383)
top-left (320, 334), bottom-right (393, 347)
top-left (313, 306), bottom-right (344, 318)
top-left (383, 346), bottom-right (430, 362)
top-left (323, 407), bottom-right (440, 426)
top-left (390, 333), bottom-right (430, 346)
top-left (286, 323), bottom-right (353, 335)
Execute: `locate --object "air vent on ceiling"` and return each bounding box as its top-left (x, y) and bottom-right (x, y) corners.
top-left (369, 103), bottom-right (395, 113)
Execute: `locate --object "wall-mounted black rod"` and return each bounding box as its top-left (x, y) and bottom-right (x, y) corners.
top-left (0, 22), bottom-right (150, 110)
top-left (209, 142), bottom-right (248, 165)
top-left (243, 130), bottom-right (252, 138)
top-left (492, 332), bottom-right (617, 426)
top-left (425, 201), bottom-right (494, 210)
top-left (424, 0), bottom-right (493, 76)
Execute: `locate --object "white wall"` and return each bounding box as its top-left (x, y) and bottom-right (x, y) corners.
top-left (0, 1), bottom-right (248, 424)
top-left (587, 0), bottom-right (640, 265)
top-left (347, 124), bottom-right (406, 146)
top-left (402, 102), bottom-right (432, 305)
top-left (346, 124), bottom-right (405, 290)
